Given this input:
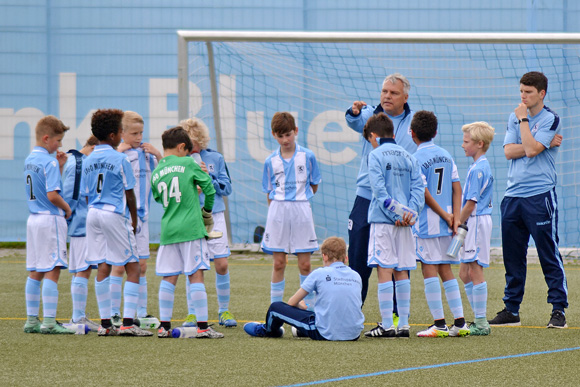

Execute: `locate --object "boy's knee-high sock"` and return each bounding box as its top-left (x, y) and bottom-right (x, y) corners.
top-left (109, 275), bottom-right (123, 316)
top-left (424, 277), bottom-right (444, 321)
top-left (158, 280), bottom-right (175, 322)
top-left (42, 279), bottom-right (59, 319)
top-left (395, 279), bottom-right (411, 327)
top-left (71, 276), bottom-right (89, 321)
top-left (123, 281), bottom-right (139, 320)
top-left (472, 282), bottom-right (488, 319)
top-left (443, 279), bottom-right (464, 319)
top-left (189, 283), bottom-right (208, 323)
top-left (378, 281), bottom-right (394, 328)
top-left (270, 280), bottom-right (285, 304)
top-left (464, 282), bottom-right (475, 314)
top-left (215, 272), bottom-right (230, 314)
top-left (25, 277), bottom-right (41, 317)
top-left (185, 279), bottom-right (195, 315)
top-left (95, 277), bottom-right (111, 320)
top-left (299, 274), bottom-right (315, 309)
top-left (137, 276), bottom-right (148, 318)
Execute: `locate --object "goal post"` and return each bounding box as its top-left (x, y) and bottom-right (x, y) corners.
top-left (177, 30), bottom-right (580, 253)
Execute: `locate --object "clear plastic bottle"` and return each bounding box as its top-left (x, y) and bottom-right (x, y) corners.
top-left (383, 198), bottom-right (418, 223)
top-left (446, 224), bottom-right (469, 259)
top-left (171, 326), bottom-right (198, 338)
top-left (136, 317), bottom-right (160, 330)
top-left (62, 323), bottom-right (89, 335)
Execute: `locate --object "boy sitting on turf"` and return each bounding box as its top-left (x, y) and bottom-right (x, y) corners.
top-left (363, 113), bottom-right (424, 339)
top-left (410, 111), bottom-right (469, 338)
top-left (152, 126), bottom-right (223, 339)
top-left (244, 236), bottom-right (364, 341)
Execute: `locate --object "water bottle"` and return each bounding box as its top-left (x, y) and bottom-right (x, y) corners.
top-left (171, 327), bottom-right (198, 338)
top-left (136, 317), bottom-right (160, 330)
top-left (63, 323), bottom-right (89, 335)
top-left (192, 152), bottom-right (202, 165)
top-left (446, 223), bottom-right (469, 259)
top-left (383, 198), bottom-right (418, 223)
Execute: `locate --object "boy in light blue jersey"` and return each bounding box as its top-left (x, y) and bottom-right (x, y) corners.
top-left (23, 115), bottom-right (76, 335)
top-left (244, 237), bottom-right (364, 341)
top-left (262, 112), bottom-right (321, 306)
top-left (410, 111), bottom-right (468, 338)
top-left (110, 111), bottom-right (161, 327)
top-left (180, 118), bottom-right (237, 328)
top-left (491, 71), bottom-right (568, 329)
top-left (363, 113), bottom-right (424, 339)
top-left (458, 121), bottom-right (495, 336)
top-left (82, 108), bottom-right (152, 337)
top-left (63, 135), bottom-right (100, 331)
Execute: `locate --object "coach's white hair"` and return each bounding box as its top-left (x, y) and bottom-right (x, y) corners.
top-left (383, 73), bottom-right (411, 95)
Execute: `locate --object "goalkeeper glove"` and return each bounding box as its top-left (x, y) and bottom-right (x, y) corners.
top-left (201, 207), bottom-right (214, 233)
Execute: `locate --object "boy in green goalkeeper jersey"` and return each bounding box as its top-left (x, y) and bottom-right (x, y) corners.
top-left (151, 126), bottom-right (223, 338)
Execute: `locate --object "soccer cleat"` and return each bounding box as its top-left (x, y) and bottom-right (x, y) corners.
top-left (196, 326), bottom-right (225, 339)
top-left (291, 326), bottom-right (308, 338)
top-left (469, 319), bottom-right (491, 336)
top-left (364, 323), bottom-right (396, 338)
top-left (118, 324), bottom-right (154, 337)
top-left (111, 313), bottom-right (122, 328)
top-left (449, 323), bottom-right (470, 337)
top-left (488, 308), bottom-right (521, 326)
top-left (71, 316), bottom-right (101, 332)
top-left (23, 316), bottom-right (41, 333)
top-left (218, 311), bottom-right (237, 328)
top-left (547, 310), bottom-right (567, 329)
top-left (98, 325), bottom-right (118, 336)
top-left (157, 327), bottom-right (172, 338)
top-left (396, 325), bottom-right (410, 338)
top-left (243, 322), bottom-right (284, 338)
top-left (183, 314), bottom-right (197, 327)
top-left (416, 324), bottom-right (449, 338)
top-left (40, 321), bottom-right (76, 334)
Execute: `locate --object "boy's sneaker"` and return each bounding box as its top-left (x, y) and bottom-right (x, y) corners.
top-left (243, 322), bottom-right (284, 338)
top-left (547, 310), bottom-right (567, 329)
top-left (417, 324), bottom-right (449, 338)
top-left (183, 314), bottom-right (197, 327)
top-left (23, 316), bottom-right (41, 333)
top-left (111, 313), bottom-right (122, 328)
top-left (488, 308), bottom-right (521, 326)
top-left (71, 316), bottom-right (101, 332)
top-left (291, 326), bottom-right (308, 338)
top-left (98, 325), bottom-right (118, 336)
top-left (364, 323), bottom-right (396, 338)
top-left (40, 321), bottom-right (76, 334)
top-left (157, 327), bottom-right (172, 338)
top-left (196, 326), bottom-right (225, 339)
top-left (119, 324), bottom-right (154, 337)
top-left (396, 325), bottom-right (410, 338)
top-left (218, 311), bottom-right (237, 327)
top-left (449, 323), bottom-right (470, 337)
top-left (469, 319), bottom-right (491, 336)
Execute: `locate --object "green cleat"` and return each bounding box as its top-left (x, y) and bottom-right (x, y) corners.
top-left (219, 311), bottom-right (237, 327)
top-left (40, 321), bottom-right (76, 334)
top-left (23, 316), bottom-right (41, 333)
top-left (469, 318), bottom-right (491, 336)
top-left (183, 314), bottom-right (197, 327)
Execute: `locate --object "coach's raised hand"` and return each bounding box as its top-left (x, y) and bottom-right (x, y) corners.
top-left (351, 101), bottom-right (367, 115)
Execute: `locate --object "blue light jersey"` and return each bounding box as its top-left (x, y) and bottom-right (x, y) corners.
top-left (300, 262), bottom-right (364, 341)
top-left (345, 103), bottom-right (416, 200)
top-left (196, 149), bottom-right (232, 213)
top-left (123, 146), bottom-right (157, 221)
top-left (24, 146), bottom-right (65, 216)
top-left (413, 141), bottom-right (460, 238)
top-left (462, 156), bottom-right (493, 216)
top-left (504, 107), bottom-right (560, 197)
top-left (81, 144), bottom-right (136, 217)
top-left (62, 150), bottom-right (88, 236)
top-left (367, 138), bottom-right (424, 225)
top-left (262, 144), bottom-right (321, 201)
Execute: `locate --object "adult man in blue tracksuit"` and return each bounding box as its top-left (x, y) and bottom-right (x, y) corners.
top-left (345, 73), bottom-right (417, 305)
top-left (489, 71), bottom-right (568, 329)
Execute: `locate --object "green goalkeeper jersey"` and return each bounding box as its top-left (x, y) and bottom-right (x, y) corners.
top-left (151, 155), bottom-right (216, 245)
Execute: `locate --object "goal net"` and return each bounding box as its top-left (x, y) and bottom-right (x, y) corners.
top-left (177, 31), bottom-right (580, 251)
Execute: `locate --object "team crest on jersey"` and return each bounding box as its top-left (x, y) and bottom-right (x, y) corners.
top-left (478, 172), bottom-right (482, 179)
top-left (264, 233), bottom-right (270, 242)
top-left (326, 275), bottom-right (331, 281)
top-left (531, 123), bottom-right (539, 134)
top-left (386, 163), bottom-right (391, 171)
top-left (208, 164), bottom-right (215, 173)
top-left (275, 180), bottom-right (280, 188)
top-left (298, 165), bottom-right (305, 174)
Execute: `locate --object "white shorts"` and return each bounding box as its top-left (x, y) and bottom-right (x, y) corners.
top-left (416, 235), bottom-right (458, 265)
top-left (26, 214), bottom-right (68, 272)
top-left (86, 208), bottom-right (139, 266)
top-left (135, 218), bottom-right (150, 259)
top-left (460, 214), bottom-right (492, 267)
top-left (68, 236), bottom-right (97, 273)
top-left (156, 239), bottom-right (210, 276)
top-left (207, 211), bottom-right (230, 259)
top-left (261, 201), bottom-right (319, 254)
top-left (368, 223), bottom-right (416, 271)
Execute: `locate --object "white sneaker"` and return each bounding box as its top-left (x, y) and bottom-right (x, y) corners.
top-left (291, 326), bottom-right (307, 338)
top-left (196, 326), bottom-right (225, 339)
top-left (118, 324), bottom-right (154, 337)
top-left (449, 323), bottom-right (470, 337)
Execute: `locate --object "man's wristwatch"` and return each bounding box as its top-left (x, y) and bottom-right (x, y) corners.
top-left (518, 117), bottom-right (529, 124)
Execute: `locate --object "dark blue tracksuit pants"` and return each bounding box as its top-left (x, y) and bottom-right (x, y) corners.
top-left (265, 302), bottom-right (326, 340)
top-left (501, 189), bottom-right (568, 313)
